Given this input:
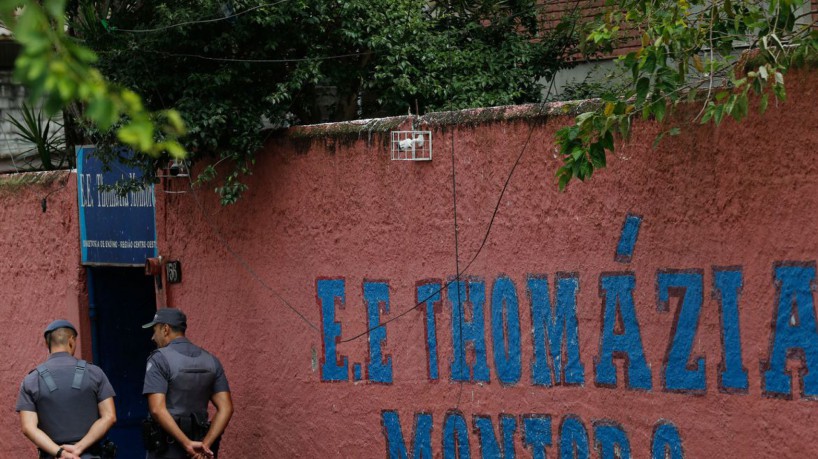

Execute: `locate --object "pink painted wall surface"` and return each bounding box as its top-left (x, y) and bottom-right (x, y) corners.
top-left (3, 71), bottom-right (818, 457)
top-left (152, 71), bottom-right (818, 458)
top-left (0, 173), bottom-right (88, 455)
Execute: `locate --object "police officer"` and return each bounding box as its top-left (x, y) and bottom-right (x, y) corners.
top-left (142, 308), bottom-right (233, 459)
top-left (16, 320), bottom-right (117, 459)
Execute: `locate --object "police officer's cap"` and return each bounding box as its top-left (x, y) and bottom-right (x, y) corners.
top-left (43, 319), bottom-right (77, 339)
top-left (142, 308), bottom-right (187, 331)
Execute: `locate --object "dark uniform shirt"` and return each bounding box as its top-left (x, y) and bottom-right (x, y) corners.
top-left (16, 352), bottom-right (116, 445)
top-left (143, 337), bottom-right (229, 459)
top-left (143, 337), bottom-right (229, 396)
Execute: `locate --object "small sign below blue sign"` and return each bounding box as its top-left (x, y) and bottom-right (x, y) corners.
top-left (77, 146), bottom-right (158, 266)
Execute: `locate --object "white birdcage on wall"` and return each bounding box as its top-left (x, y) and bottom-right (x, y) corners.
top-left (391, 131), bottom-right (432, 161)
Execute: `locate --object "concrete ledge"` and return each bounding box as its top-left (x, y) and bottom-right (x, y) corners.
top-left (281, 99), bottom-right (602, 141)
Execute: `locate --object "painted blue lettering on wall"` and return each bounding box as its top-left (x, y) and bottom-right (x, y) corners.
top-left (713, 268), bottom-right (749, 392)
top-left (615, 214), bottom-right (642, 263)
top-left (763, 263), bottom-right (818, 398)
top-left (382, 411), bottom-right (433, 459)
top-left (528, 275), bottom-right (584, 387)
top-left (381, 412), bottom-right (685, 458)
top-left (418, 282), bottom-right (442, 381)
top-left (473, 415), bottom-right (517, 459)
top-left (522, 416), bottom-right (552, 459)
top-left (559, 416), bottom-right (589, 459)
top-left (491, 277), bottom-right (522, 385)
top-left (365, 281), bottom-right (393, 384)
top-left (317, 279), bottom-right (348, 382)
top-left (593, 421), bottom-right (631, 459)
top-left (450, 280), bottom-right (490, 382)
top-left (596, 274), bottom-right (653, 390)
top-left (443, 411), bottom-right (471, 459)
top-left (656, 271), bottom-right (706, 392)
top-left (651, 422), bottom-right (684, 459)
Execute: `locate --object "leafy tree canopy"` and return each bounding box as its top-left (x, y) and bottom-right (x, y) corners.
top-left (556, 0), bottom-right (818, 189)
top-left (0, 0), bottom-right (187, 160)
top-left (67, 0), bottom-right (578, 203)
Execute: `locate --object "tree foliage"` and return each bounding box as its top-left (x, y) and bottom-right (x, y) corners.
top-left (556, 0), bottom-right (818, 189)
top-left (69, 0), bottom-right (578, 204)
top-left (0, 0), bottom-right (186, 160)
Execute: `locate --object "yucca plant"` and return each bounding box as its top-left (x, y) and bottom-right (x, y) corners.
top-left (7, 103), bottom-right (70, 171)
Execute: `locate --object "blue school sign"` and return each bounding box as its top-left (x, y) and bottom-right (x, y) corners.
top-left (76, 146), bottom-right (158, 266)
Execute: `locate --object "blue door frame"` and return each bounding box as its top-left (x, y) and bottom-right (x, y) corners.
top-left (88, 267), bottom-right (157, 458)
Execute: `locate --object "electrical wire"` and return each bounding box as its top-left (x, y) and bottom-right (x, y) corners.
top-left (339, 0), bottom-right (584, 344)
top-left (185, 174), bottom-right (320, 332)
top-left (445, 12), bottom-right (467, 407)
top-left (170, 0), bottom-right (584, 340)
top-left (113, 0), bottom-right (290, 33)
top-left (40, 169), bottom-right (74, 213)
top-left (143, 49), bottom-right (372, 64)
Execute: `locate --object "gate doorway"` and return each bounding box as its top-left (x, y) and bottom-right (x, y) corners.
top-left (88, 267), bottom-right (157, 458)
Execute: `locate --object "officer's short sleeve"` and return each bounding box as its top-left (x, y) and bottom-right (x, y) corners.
top-left (15, 374), bottom-right (37, 412)
top-left (143, 351), bottom-right (170, 395)
top-left (213, 356), bottom-right (230, 393)
top-left (91, 365), bottom-right (116, 402)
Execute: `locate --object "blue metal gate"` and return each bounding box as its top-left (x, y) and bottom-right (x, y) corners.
top-left (88, 267), bottom-right (156, 458)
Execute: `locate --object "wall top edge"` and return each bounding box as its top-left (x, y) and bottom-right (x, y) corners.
top-left (0, 169), bottom-right (74, 187)
top-left (279, 99), bottom-right (602, 141)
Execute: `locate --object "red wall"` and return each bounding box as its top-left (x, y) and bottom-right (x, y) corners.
top-left (4, 71), bottom-right (818, 457)
top-left (0, 172), bottom-right (88, 455)
top-left (154, 71), bottom-right (818, 457)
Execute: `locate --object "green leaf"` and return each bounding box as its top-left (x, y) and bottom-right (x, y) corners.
top-left (760, 93), bottom-right (769, 114)
top-left (590, 142), bottom-right (607, 168)
top-left (600, 131), bottom-right (614, 151)
top-left (86, 97), bottom-right (117, 130)
top-left (619, 116), bottom-right (631, 140)
top-left (774, 84), bottom-right (786, 101)
top-left (576, 112), bottom-right (594, 126)
top-left (636, 77), bottom-right (650, 105)
top-left (117, 120), bottom-right (155, 152)
top-left (652, 132), bottom-right (665, 149)
top-left (44, 0), bottom-right (67, 19)
top-left (653, 99), bottom-right (666, 122)
top-left (69, 45), bottom-right (98, 65)
top-left (713, 104), bottom-right (725, 125)
top-left (557, 169), bottom-right (570, 191)
top-left (701, 108), bottom-right (713, 124)
top-left (162, 141), bottom-right (186, 159)
top-left (567, 126), bottom-right (579, 141)
top-left (732, 93), bottom-right (748, 121)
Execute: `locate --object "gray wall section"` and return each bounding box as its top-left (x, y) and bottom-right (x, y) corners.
top-left (0, 71), bottom-right (66, 173)
top-left (546, 59), bottom-right (618, 101)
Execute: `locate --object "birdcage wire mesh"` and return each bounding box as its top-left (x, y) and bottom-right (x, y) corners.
top-left (391, 131), bottom-right (432, 161)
